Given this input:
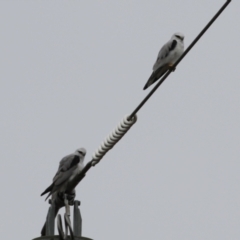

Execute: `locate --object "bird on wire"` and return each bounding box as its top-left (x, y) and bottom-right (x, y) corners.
top-left (143, 32), bottom-right (185, 90)
top-left (41, 147), bottom-right (86, 201)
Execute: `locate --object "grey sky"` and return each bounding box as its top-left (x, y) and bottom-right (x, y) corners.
top-left (0, 1), bottom-right (239, 240)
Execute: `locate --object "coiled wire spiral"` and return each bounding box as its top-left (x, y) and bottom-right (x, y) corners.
top-left (91, 114), bottom-right (137, 166)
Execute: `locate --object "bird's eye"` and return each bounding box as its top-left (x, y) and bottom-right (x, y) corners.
top-left (175, 35), bottom-right (182, 40)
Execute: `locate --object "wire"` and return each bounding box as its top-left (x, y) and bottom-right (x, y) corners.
top-left (67, 0), bottom-right (231, 192)
top-left (128, 0), bottom-right (232, 120)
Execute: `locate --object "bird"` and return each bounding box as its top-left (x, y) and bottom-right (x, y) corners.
top-left (41, 147), bottom-right (86, 201)
top-left (143, 32), bottom-right (185, 90)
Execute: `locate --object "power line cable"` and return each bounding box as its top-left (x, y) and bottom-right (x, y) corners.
top-left (68, 0), bottom-right (231, 193)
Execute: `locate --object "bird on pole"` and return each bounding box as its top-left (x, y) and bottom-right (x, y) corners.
top-left (41, 147), bottom-right (86, 201)
top-left (143, 32), bottom-right (185, 90)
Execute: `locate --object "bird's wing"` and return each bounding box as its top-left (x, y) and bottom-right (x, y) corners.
top-left (153, 39), bottom-right (177, 71)
top-left (52, 154), bottom-right (80, 186)
top-left (55, 154), bottom-right (76, 173)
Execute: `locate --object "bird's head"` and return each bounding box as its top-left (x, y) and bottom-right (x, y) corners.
top-left (172, 32), bottom-right (185, 42)
top-left (75, 147), bottom-right (87, 157)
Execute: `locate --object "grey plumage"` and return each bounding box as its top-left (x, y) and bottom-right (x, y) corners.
top-left (41, 147), bottom-right (86, 201)
top-left (143, 32), bottom-right (185, 90)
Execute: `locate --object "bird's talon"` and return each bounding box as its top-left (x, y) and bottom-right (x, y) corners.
top-left (169, 65), bottom-right (176, 72)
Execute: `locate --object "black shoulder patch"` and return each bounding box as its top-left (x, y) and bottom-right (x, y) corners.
top-left (69, 155), bottom-right (80, 169)
top-left (169, 40), bottom-right (177, 51)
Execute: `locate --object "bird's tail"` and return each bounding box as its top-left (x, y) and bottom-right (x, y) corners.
top-left (143, 71), bottom-right (158, 90)
top-left (44, 192), bottom-right (52, 201)
top-left (41, 183), bottom-right (54, 201)
top-left (143, 65), bottom-right (168, 90)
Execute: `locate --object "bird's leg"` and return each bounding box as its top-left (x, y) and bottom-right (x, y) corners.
top-left (168, 63), bottom-right (176, 72)
top-left (64, 194), bottom-right (71, 238)
top-left (64, 194), bottom-right (70, 217)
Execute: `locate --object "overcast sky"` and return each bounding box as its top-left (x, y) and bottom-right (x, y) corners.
top-left (1, 1), bottom-right (239, 240)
